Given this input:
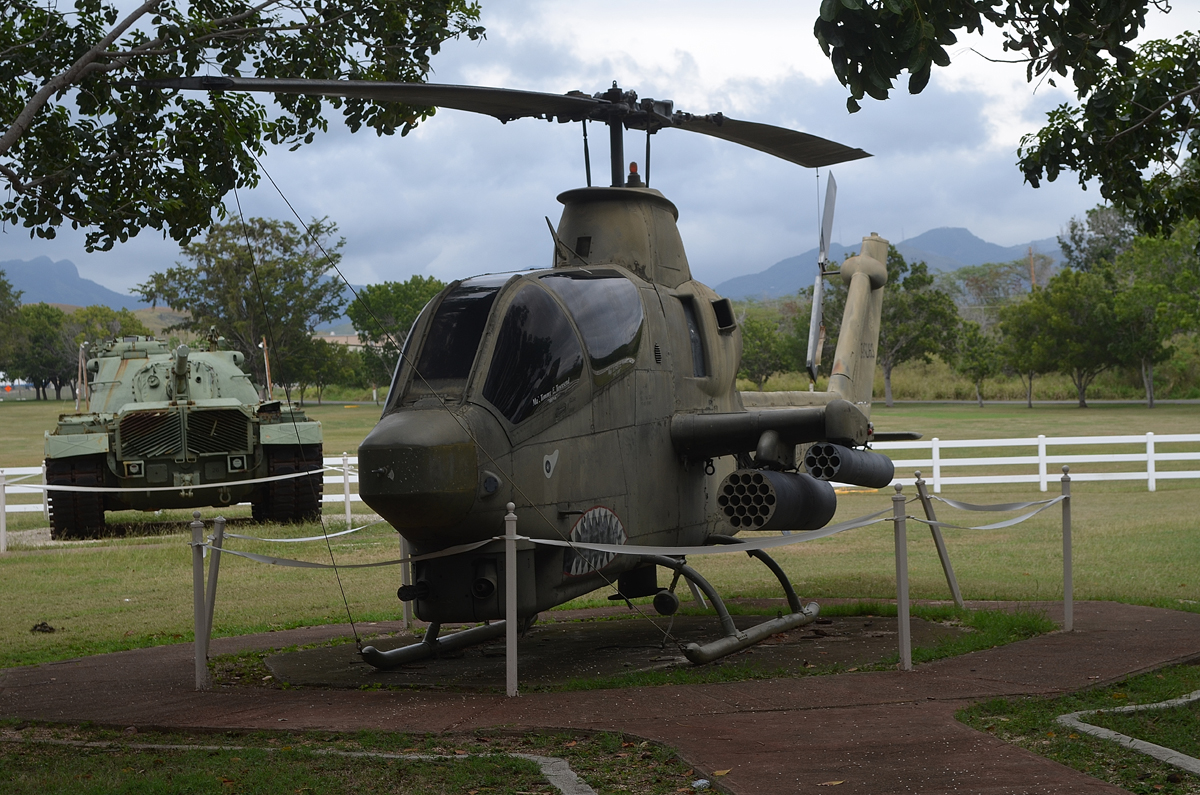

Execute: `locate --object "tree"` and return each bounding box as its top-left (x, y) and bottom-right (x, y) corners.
top-left (0, 269), bottom-right (23, 375)
top-left (813, 2), bottom-right (1200, 235)
top-left (997, 298), bottom-right (1049, 409)
top-left (136, 217), bottom-right (347, 390)
top-left (309, 338), bottom-right (357, 404)
top-left (873, 247), bottom-right (959, 407)
top-left (938, 257), bottom-right (1054, 332)
top-left (1059, 205), bottom-right (1137, 271)
top-left (1, 1), bottom-right (484, 250)
top-left (1108, 220), bottom-right (1200, 406)
top-left (9, 303), bottom-right (69, 399)
top-left (66, 305), bottom-right (152, 347)
top-left (1005, 269), bottom-right (1117, 408)
top-left (737, 317), bottom-right (789, 391)
top-left (950, 320), bottom-right (1001, 407)
top-left (346, 276), bottom-right (445, 401)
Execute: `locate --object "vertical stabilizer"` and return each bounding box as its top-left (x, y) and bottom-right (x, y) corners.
top-left (828, 233), bottom-right (888, 417)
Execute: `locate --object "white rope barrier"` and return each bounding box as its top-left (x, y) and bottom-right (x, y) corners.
top-left (221, 518), bottom-right (386, 544)
top-left (26, 467), bottom-right (329, 494)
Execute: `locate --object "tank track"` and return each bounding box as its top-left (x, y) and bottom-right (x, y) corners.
top-left (45, 455), bottom-right (107, 539)
top-left (252, 444), bottom-right (323, 524)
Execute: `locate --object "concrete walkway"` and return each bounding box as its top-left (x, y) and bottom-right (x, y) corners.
top-left (2, 601), bottom-right (1197, 794)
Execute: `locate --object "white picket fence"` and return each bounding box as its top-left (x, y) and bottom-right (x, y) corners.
top-left (4, 432), bottom-right (1200, 515)
top-left (878, 432), bottom-right (1200, 493)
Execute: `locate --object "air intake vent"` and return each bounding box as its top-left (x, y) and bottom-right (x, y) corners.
top-left (654, 343), bottom-right (662, 364)
top-left (118, 411), bottom-right (182, 458)
top-left (188, 409), bottom-right (252, 454)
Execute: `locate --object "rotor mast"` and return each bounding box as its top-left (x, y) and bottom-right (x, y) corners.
top-left (602, 83), bottom-right (628, 187)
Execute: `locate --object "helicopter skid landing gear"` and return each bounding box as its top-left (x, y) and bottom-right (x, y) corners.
top-left (360, 620), bottom-right (509, 670)
top-left (643, 538), bottom-right (819, 665)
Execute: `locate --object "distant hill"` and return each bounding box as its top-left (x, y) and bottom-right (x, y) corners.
top-left (715, 228), bottom-right (1063, 299)
top-left (0, 256), bottom-right (148, 310)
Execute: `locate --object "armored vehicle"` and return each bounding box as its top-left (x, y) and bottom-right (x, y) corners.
top-left (44, 333), bottom-right (323, 538)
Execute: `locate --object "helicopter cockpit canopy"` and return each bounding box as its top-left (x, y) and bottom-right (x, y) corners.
top-left (388, 268), bottom-right (644, 431)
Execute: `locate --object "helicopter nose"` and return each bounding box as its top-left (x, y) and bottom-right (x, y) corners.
top-left (357, 409), bottom-right (478, 530)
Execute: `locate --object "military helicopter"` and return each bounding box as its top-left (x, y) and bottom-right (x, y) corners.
top-left (144, 76), bottom-right (902, 666)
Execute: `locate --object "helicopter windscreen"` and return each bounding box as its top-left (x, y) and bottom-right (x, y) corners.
top-left (393, 275), bottom-right (507, 407)
top-left (482, 283), bottom-right (583, 424)
top-left (540, 270), bottom-right (643, 379)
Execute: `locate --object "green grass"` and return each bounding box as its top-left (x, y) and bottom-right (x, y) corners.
top-left (1, 476), bottom-right (1196, 670)
top-left (0, 724), bottom-right (700, 795)
top-left (958, 662), bottom-right (1200, 794)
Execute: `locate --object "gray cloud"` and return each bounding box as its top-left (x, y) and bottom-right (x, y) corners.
top-left (2, 1), bottom-right (1127, 296)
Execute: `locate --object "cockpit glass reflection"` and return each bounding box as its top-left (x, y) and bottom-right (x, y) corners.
top-left (483, 284), bottom-right (583, 424)
top-left (540, 270), bottom-right (643, 375)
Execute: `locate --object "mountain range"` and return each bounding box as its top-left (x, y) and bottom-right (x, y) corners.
top-left (1, 256), bottom-right (149, 310)
top-left (713, 227), bottom-right (1064, 299)
top-left (2, 226), bottom-right (1067, 312)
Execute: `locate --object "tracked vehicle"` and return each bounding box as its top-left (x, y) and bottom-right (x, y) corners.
top-left (44, 333), bottom-right (323, 538)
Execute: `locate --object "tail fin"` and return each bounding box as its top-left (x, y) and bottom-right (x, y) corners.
top-left (827, 233), bottom-right (888, 417)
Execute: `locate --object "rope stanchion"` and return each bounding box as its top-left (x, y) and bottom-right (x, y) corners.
top-left (1062, 465), bottom-right (1073, 631)
top-left (893, 484), bottom-right (912, 671)
top-left (190, 511), bottom-right (210, 691)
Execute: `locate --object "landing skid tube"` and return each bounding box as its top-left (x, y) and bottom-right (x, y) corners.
top-left (360, 620), bottom-right (507, 670)
top-left (644, 535), bottom-right (819, 665)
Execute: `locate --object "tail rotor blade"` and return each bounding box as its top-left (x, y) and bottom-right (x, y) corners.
top-left (819, 173), bottom-right (837, 268)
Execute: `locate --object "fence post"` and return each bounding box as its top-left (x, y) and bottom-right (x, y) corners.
top-left (41, 462), bottom-right (49, 521)
top-left (400, 535), bottom-right (413, 630)
top-left (190, 511), bottom-right (210, 690)
top-left (914, 471), bottom-right (963, 608)
top-left (931, 438), bottom-right (942, 494)
top-left (342, 452), bottom-right (353, 528)
top-left (1146, 432), bottom-right (1156, 493)
top-left (1, 471), bottom-right (7, 554)
top-left (1061, 466), bottom-right (1073, 632)
top-left (504, 502), bottom-right (519, 697)
top-left (1038, 435), bottom-right (1048, 492)
top-left (893, 484), bottom-right (912, 671)
top-left (203, 516), bottom-right (225, 649)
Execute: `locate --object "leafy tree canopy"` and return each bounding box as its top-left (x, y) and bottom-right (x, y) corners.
top-left (68, 304), bottom-right (152, 347)
top-left (737, 316), bottom-right (790, 391)
top-left (1, 0), bottom-right (484, 251)
top-left (136, 216), bottom-right (347, 388)
top-left (813, 1), bottom-right (1198, 234)
top-left (0, 268), bottom-right (23, 373)
top-left (347, 275), bottom-right (445, 388)
top-left (1058, 204), bottom-right (1138, 270)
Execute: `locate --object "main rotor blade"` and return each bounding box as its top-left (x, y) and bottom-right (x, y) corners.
top-left (137, 77), bottom-right (606, 122)
top-left (671, 114), bottom-right (870, 168)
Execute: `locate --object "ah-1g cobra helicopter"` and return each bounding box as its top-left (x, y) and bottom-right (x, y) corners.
top-left (144, 75), bottom-right (908, 667)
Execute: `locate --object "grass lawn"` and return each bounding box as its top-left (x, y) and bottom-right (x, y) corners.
top-left (0, 724), bottom-right (699, 795)
top-left (959, 662), bottom-right (1200, 795)
top-left (1, 400), bottom-right (1197, 670)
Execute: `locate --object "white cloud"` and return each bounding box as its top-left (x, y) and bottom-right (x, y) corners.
top-left (4, 0), bottom-right (1198, 295)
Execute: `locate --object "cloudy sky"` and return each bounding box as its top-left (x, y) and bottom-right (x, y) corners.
top-left (3, 0), bottom-right (1199, 295)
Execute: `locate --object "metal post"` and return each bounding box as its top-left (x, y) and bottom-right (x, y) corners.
top-left (400, 535), bottom-right (413, 630)
top-left (504, 502), bottom-right (519, 697)
top-left (1038, 434), bottom-right (1048, 492)
top-left (931, 438), bottom-right (942, 493)
top-left (892, 485), bottom-right (912, 671)
top-left (1, 471), bottom-right (7, 554)
top-left (1061, 466), bottom-right (1073, 632)
top-left (1146, 432), bottom-right (1156, 493)
top-left (342, 452), bottom-right (353, 528)
top-left (914, 471), bottom-right (963, 608)
top-left (203, 516), bottom-right (225, 648)
top-left (190, 511), bottom-right (210, 690)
